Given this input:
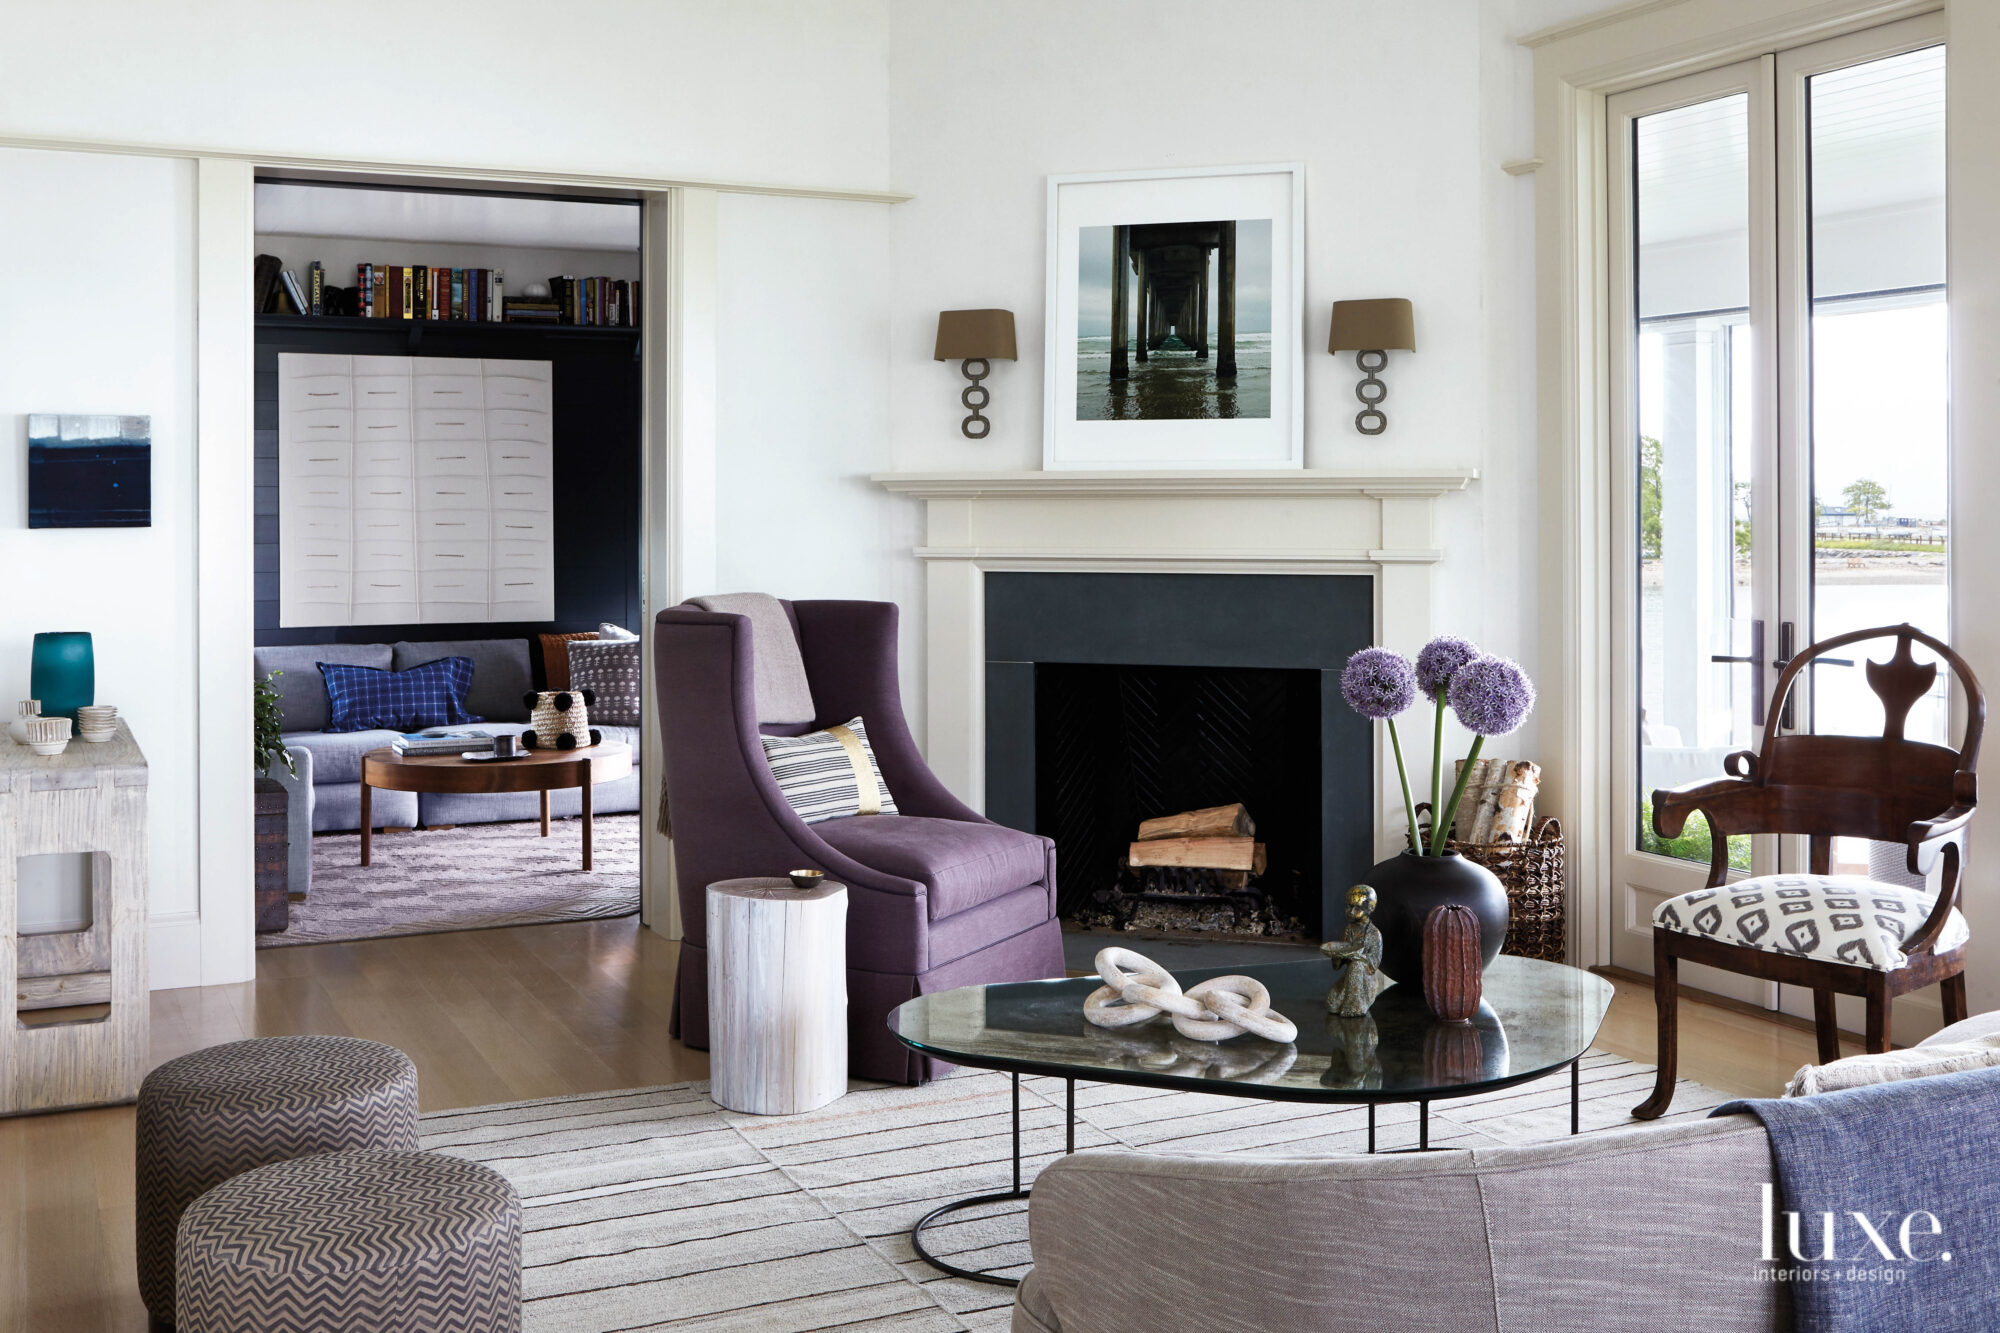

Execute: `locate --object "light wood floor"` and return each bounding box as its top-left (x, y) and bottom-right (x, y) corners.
top-left (1, 919), bottom-right (1825, 1333)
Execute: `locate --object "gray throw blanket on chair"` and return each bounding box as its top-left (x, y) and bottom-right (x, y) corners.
top-left (1712, 1066), bottom-right (2000, 1331)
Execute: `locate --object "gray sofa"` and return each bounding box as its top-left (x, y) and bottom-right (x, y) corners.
top-left (1013, 1115), bottom-right (1784, 1332)
top-left (255, 638), bottom-right (643, 835)
top-left (1012, 1009), bottom-right (2000, 1331)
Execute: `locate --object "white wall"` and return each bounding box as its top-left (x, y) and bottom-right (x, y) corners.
top-left (711, 193), bottom-right (920, 711)
top-left (0, 1), bottom-right (893, 195)
top-left (885, 0), bottom-right (1540, 766)
top-left (0, 147), bottom-right (202, 981)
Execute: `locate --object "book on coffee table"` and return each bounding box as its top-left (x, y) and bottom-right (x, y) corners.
top-left (391, 729), bottom-right (497, 756)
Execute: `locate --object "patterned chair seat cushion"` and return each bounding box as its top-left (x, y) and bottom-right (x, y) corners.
top-left (1653, 874), bottom-right (1969, 971)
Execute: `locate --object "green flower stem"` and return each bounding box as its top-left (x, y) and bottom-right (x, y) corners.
top-left (1431, 734), bottom-right (1486, 855)
top-left (1387, 718), bottom-right (1422, 855)
top-left (1430, 696), bottom-right (1446, 843)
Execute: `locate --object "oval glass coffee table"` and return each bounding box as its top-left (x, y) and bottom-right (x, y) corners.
top-left (890, 954), bottom-right (1613, 1285)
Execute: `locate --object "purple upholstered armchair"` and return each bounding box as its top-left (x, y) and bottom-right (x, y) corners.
top-left (654, 598), bottom-right (1064, 1083)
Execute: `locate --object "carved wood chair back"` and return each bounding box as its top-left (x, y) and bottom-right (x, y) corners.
top-left (1694, 623), bottom-right (1983, 886)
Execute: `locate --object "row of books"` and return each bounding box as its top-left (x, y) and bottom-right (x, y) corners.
top-left (519, 276), bottom-right (638, 328)
top-left (392, 729), bottom-right (496, 756)
top-left (254, 254), bottom-right (639, 327)
top-left (357, 263), bottom-right (505, 321)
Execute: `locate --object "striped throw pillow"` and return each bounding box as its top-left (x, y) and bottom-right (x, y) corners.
top-left (760, 717), bottom-right (900, 824)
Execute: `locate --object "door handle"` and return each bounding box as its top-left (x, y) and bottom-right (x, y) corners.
top-left (1768, 621), bottom-right (1856, 731)
top-left (1710, 618), bottom-right (1767, 728)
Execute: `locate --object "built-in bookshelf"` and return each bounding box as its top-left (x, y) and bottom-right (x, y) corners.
top-left (257, 256), bottom-right (639, 327)
top-left (255, 314), bottom-right (640, 348)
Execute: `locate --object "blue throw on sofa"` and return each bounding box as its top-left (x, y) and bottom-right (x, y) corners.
top-left (1714, 1066), bottom-right (2000, 1332)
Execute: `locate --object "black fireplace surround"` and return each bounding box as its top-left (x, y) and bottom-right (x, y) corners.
top-left (984, 571), bottom-right (1374, 941)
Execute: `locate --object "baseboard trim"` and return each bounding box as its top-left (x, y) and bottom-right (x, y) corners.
top-left (1595, 963), bottom-right (1947, 1046)
top-left (149, 912), bottom-right (203, 991)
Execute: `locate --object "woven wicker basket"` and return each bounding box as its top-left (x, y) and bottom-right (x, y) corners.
top-left (1448, 817), bottom-right (1567, 963)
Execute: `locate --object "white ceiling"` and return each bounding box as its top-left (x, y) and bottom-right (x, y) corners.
top-left (256, 182), bottom-right (641, 252)
top-left (1635, 44), bottom-right (1944, 247)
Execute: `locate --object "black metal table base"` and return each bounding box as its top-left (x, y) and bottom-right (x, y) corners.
top-left (910, 1073), bottom-right (1072, 1288)
top-left (909, 1057), bottom-right (1584, 1284)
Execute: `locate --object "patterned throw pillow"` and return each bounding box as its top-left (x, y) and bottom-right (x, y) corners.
top-left (567, 639), bottom-right (642, 725)
top-left (317, 657), bottom-right (481, 733)
top-left (760, 717), bottom-right (900, 824)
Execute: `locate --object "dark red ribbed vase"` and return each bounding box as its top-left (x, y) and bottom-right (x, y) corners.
top-left (1423, 903), bottom-right (1485, 1023)
top-left (1364, 851), bottom-right (1508, 987)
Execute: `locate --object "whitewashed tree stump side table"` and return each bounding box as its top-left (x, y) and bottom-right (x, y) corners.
top-left (706, 878), bottom-right (848, 1115)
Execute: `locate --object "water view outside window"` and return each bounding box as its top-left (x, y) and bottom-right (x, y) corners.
top-left (1632, 93), bottom-right (1756, 867)
top-left (1808, 46), bottom-right (1947, 874)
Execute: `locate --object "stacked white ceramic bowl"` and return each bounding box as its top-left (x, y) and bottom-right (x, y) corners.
top-left (76, 704), bottom-right (118, 743)
top-left (8, 699), bottom-right (40, 744)
top-left (23, 715), bottom-right (71, 756)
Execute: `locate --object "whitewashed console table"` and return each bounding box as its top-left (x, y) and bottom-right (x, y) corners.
top-left (706, 878), bottom-right (847, 1115)
top-left (0, 721), bottom-right (149, 1115)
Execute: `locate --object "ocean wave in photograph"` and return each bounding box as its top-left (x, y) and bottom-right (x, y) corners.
top-left (1076, 332), bottom-right (1271, 421)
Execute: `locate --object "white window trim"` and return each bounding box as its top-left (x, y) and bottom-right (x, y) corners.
top-left (1522, 0), bottom-right (1941, 970)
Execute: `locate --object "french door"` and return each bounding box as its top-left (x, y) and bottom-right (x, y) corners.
top-left (1608, 15), bottom-right (1949, 1014)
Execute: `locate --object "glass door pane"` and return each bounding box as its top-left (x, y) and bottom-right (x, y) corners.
top-left (1804, 45), bottom-right (1947, 874)
top-left (1632, 93), bottom-right (1758, 869)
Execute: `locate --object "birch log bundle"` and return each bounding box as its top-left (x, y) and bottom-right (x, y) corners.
top-left (706, 878), bottom-right (849, 1116)
top-left (1451, 758), bottom-right (1542, 844)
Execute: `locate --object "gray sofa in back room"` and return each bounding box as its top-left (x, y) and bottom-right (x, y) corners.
top-left (254, 637), bottom-right (643, 834)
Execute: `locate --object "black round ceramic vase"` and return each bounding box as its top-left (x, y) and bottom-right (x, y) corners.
top-left (1364, 851), bottom-right (1509, 986)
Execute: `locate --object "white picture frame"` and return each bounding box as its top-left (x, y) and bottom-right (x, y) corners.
top-left (1043, 163), bottom-right (1304, 470)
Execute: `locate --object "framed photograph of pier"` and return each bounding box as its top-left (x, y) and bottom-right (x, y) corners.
top-left (1044, 163), bottom-right (1303, 470)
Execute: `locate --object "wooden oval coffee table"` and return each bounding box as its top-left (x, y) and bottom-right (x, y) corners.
top-left (358, 741), bottom-right (632, 871)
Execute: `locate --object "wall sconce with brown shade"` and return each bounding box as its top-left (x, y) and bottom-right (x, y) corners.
top-left (934, 309), bottom-right (1017, 439)
top-left (1328, 298), bottom-right (1415, 436)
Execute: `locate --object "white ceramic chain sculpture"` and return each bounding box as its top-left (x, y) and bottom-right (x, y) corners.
top-left (1083, 947), bottom-right (1298, 1044)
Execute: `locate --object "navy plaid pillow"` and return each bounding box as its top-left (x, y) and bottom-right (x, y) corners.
top-left (317, 657), bottom-right (483, 732)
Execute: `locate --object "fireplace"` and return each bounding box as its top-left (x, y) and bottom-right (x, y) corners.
top-left (983, 571), bottom-right (1374, 941)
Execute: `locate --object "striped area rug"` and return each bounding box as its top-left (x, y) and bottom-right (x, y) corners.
top-left (262, 816), bottom-right (641, 948)
top-left (417, 1053), bottom-right (1732, 1332)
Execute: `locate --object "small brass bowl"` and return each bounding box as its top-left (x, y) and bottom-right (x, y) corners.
top-left (788, 869), bottom-right (826, 890)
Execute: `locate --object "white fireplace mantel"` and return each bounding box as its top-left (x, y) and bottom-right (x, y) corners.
top-left (871, 466), bottom-right (1479, 861)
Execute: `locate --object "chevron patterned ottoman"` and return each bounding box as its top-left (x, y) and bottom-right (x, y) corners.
top-left (136, 1036), bottom-right (420, 1325)
top-left (175, 1150), bottom-right (522, 1332)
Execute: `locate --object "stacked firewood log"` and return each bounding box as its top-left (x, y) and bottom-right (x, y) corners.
top-left (1449, 759), bottom-right (1542, 843)
top-left (1127, 803), bottom-right (1265, 889)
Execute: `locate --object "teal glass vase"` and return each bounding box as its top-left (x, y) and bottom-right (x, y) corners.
top-left (30, 632), bottom-right (94, 721)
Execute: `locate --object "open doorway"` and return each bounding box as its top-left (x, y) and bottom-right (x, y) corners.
top-left (247, 179), bottom-right (649, 948)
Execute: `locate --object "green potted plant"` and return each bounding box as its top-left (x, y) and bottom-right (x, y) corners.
top-left (253, 671), bottom-right (295, 933)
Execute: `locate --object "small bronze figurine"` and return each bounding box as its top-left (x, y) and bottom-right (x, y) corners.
top-left (1322, 883), bottom-right (1391, 1017)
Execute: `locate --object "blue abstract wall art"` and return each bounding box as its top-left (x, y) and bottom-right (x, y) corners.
top-left (27, 413), bottom-right (151, 528)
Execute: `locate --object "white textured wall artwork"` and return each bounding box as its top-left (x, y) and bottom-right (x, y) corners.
top-left (278, 354), bottom-right (555, 626)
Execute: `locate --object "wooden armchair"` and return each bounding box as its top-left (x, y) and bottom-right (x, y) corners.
top-left (1633, 623), bottom-right (1983, 1119)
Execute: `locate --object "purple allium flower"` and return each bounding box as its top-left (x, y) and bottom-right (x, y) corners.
top-left (1447, 655), bottom-right (1537, 736)
top-left (1341, 647), bottom-right (1416, 720)
top-left (1415, 635), bottom-right (1481, 701)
